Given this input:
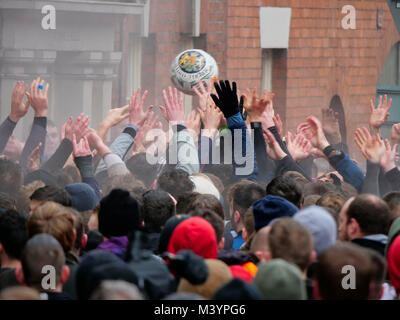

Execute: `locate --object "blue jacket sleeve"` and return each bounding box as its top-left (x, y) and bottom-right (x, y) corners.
top-left (227, 112), bottom-right (258, 181)
top-left (323, 146), bottom-right (365, 193)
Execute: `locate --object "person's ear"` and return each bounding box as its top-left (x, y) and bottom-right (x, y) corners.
top-left (255, 250), bottom-right (271, 263)
top-left (141, 221), bottom-right (145, 227)
top-left (15, 267), bottom-right (25, 285)
top-left (349, 218), bottom-right (361, 238)
top-left (217, 237), bottom-right (225, 251)
top-left (60, 265), bottom-right (70, 285)
top-left (242, 227), bottom-right (248, 242)
top-left (313, 280), bottom-right (322, 300)
top-left (80, 234), bottom-right (88, 249)
top-left (234, 210), bottom-right (241, 224)
top-left (310, 250), bottom-right (317, 264)
top-left (0, 242), bottom-right (3, 255)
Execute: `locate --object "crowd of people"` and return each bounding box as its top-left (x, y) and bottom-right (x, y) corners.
top-left (0, 76), bottom-right (399, 300)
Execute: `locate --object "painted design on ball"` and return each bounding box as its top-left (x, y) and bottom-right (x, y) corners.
top-left (170, 49), bottom-right (219, 95)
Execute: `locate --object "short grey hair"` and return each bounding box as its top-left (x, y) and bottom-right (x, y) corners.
top-left (90, 280), bottom-right (144, 300)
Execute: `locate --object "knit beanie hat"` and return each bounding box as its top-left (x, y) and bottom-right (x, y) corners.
top-left (167, 217), bottom-right (217, 259)
top-left (65, 183), bottom-right (99, 212)
top-left (387, 235), bottom-right (400, 294)
top-left (253, 259), bottom-right (307, 300)
top-left (214, 278), bottom-right (262, 300)
top-left (178, 259), bottom-right (232, 299)
top-left (98, 189), bottom-right (140, 238)
top-left (294, 205), bottom-right (337, 256)
top-left (253, 195), bottom-right (298, 231)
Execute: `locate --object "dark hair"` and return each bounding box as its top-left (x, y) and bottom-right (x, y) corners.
top-left (186, 194), bottom-right (224, 220)
top-left (0, 209), bottom-right (28, 260)
top-left (346, 194), bottom-right (390, 235)
top-left (102, 174), bottom-right (147, 205)
top-left (176, 192), bottom-right (200, 214)
top-left (69, 209), bottom-right (85, 251)
top-left (142, 190), bottom-right (176, 233)
top-left (383, 191), bottom-right (400, 224)
top-left (126, 153), bottom-right (158, 188)
top-left (282, 171), bottom-right (309, 189)
top-left (266, 176), bottom-right (303, 208)
top-left (157, 168), bottom-right (194, 200)
top-left (315, 243), bottom-right (372, 300)
top-left (0, 192), bottom-right (17, 211)
top-left (304, 181), bottom-right (337, 197)
top-left (316, 192), bottom-right (345, 215)
top-left (202, 164), bottom-right (234, 191)
top-left (190, 208), bottom-right (224, 242)
top-left (365, 248), bottom-right (386, 299)
top-left (30, 185), bottom-right (71, 207)
top-left (228, 180), bottom-right (266, 216)
top-left (0, 159), bottom-right (23, 197)
top-left (21, 234), bottom-right (65, 288)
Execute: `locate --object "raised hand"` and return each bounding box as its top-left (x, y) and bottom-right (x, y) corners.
top-left (381, 139), bottom-right (398, 172)
top-left (72, 134), bottom-right (91, 158)
top-left (129, 88), bottom-right (151, 126)
top-left (86, 128), bottom-right (111, 158)
top-left (369, 95), bottom-right (392, 130)
top-left (27, 142), bottom-right (42, 172)
top-left (26, 77), bottom-right (49, 117)
top-left (391, 123), bottom-right (400, 144)
top-left (286, 132), bottom-right (312, 162)
top-left (193, 79), bottom-right (214, 112)
top-left (10, 81), bottom-right (30, 123)
top-left (322, 108), bottom-right (341, 144)
top-left (63, 113), bottom-right (90, 143)
top-left (242, 88), bottom-right (274, 122)
top-left (273, 114), bottom-right (283, 137)
top-left (263, 128), bottom-right (287, 161)
top-left (210, 80), bottom-right (240, 119)
top-left (198, 101), bottom-right (223, 131)
top-left (298, 116), bottom-right (330, 151)
top-left (100, 105), bottom-right (130, 129)
top-left (185, 109), bottom-right (201, 140)
top-left (354, 127), bottom-right (385, 164)
top-left (160, 86), bottom-right (184, 123)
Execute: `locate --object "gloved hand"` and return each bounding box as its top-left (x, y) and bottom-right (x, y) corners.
top-left (211, 80), bottom-right (242, 119)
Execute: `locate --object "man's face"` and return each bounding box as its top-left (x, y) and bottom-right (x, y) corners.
top-left (45, 125), bottom-right (60, 156)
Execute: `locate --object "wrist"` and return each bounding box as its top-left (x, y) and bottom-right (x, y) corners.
top-left (318, 139), bottom-right (330, 151)
top-left (8, 114), bottom-right (20, 123)
top-left (383, 162), bottom-right (396, 173)
top-left (34, 111), bottom-right (48, 117)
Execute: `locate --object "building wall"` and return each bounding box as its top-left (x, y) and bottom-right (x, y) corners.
top-left (117, 0), bottom-right (400, 161)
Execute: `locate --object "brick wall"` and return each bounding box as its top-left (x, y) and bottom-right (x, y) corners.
top-left (114, 0), bottom-right (400, 162)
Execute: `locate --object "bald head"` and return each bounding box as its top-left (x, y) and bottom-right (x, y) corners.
top-left (251, 226), bottom-right (271, 262)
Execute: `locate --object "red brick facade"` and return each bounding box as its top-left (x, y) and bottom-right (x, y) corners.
top-left (115, 0), bottom-right (400, 162)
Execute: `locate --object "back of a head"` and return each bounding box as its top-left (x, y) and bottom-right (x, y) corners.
top-left (229, 180), bottom-right (266, 215)
top-left (186, 193), bottom-right (224, 220)
top-left (316, 191), bottom-right (345, 216)
top-left (266, 176), bottom-right (303, 208)
top-left (21, 234), bottom-right (65, 289)
top-left (293, 206), bottom-right (337, 256)
top-left (28, 201), bottom-right (75, 253)
top-left (167, 217), bottom-right (217, 259)
top-left (102, 174), bottom-right (147, 202)
top-left (126, 153), bottom-right (158, 188)
top-left (283, 171), bottom-right (309, 189)
top-left (253, 259), bottom-right (307, 300)
top-left (176, 192), bottom-right (200, 214)
top-left (347, 194), bottom-right (390, 236)
top-left (315, 243), bottom-right (372, 300)
top-left (268, 218), bottom-right (313, 272)
top-left (250, 226), bottom-right (271, 255)
top-left (383, 191), bottom-right (400, 224)
top-left (304, 181), bottom-right (337, 197)
top-left (30, 185), bottom-right (71, 207)
top-left (98, 189), bottom-right (141, 239)
top-left (142, 189), bottom-right (176, 233)
top-left (91, 280), bottom-right (144, 300)
top-left (0, 209), bottom-right (28, 260)
top-left (158, 168), bottom-right (194, 200)
top-left (0, 286), bottom-right (41, 300)
top-left (190, 208), bottom-right (224, 243)
top-left (365, 248), bottom-right (386, 300)
top-left (0, 159), bottom-right (22, 196)
top-left (0, 192), bottom-right (17, 211)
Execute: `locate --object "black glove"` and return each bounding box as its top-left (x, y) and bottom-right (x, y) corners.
top-left (211, 80), bottom-right (241, 119)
